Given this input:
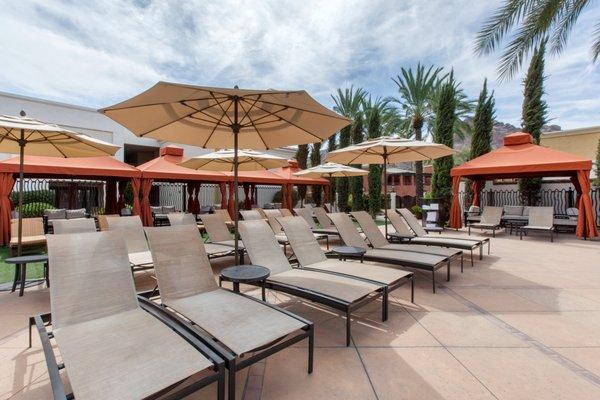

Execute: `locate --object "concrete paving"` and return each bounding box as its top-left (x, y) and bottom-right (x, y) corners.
top-left (1, 227), bottom-right (599, 399)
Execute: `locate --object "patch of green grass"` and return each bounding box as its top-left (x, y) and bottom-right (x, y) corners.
top-left (0, 246), bottom-right (45, 284)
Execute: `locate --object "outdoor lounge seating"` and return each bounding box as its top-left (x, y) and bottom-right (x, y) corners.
top-left (96, 214), bottom-right (118, 231)
top-left (167, 212), bottom-right (197, 226)
top-left (43, 208), bottom-right (88, 233)
top-left (351, 211), bottom-right (464, 272)
top-left (279, 208), bottom-right (293, 217)
top-left (151, 205), bottom-right (176, 226)
top-left (200, 213), bottom-right (243, 248)
top-left (166, 213), bottom-right (237, 259)
top-left (328, 212), bottom-right (451, 293)
top-left (394, 208), bottom-right (490, 266)
top-left (520, 206), bottom-right (556, 241)
top-left (239, 219), bottom-right (387, 346)
top-left (145, 225), bottom-right (313, 400)
top-left (293, 207), bottom-right (339, 236)
top-left (9, 218), bottom-right (46, 255)
top-left (35, 231), bottom-right (225, 400)
top-left (106, 215), bottom-right (154, 271)
top-left (214, 208), bottom-right (235, 227)
top-left (264, 208), bottom-right (329, 248)
top-left (467, 206), bottom-right (504, 237)
top-left (52, 218), bottom-right (97, 234)
top-left (240, 209), bottom-right (264, 220)
top-left (277, 216), bottom-right (414, 303)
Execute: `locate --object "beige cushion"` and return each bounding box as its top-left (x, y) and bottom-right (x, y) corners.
top-left (53, 219), bottom-right (96, 234)
top-left (66, 208), bottom-right (86, 219)
top-left (106, 216), bottom-right (149, 254)
top-left (169, 289), bottom-right (305, 355)
top-left (54, 308), bottom-right (211, 400)
top-left (379, 243), bottom-right (459, 258)
top-left (10, 235), bottom-right (46, 247)
top-left (307, 259), bottom-right (411, 285)
top-left (129, 251), bottom-right (153, 267)
top-left (365, 248), bottom-right (446, 268)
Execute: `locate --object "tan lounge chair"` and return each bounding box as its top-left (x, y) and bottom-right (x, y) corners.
top-left (329, 213), bottom-right (451, 293)
top-left (106, 215), bottom-right (153, 271)
top-left (52, 218), bottom-right (97, 234)
top-left (394, 209), bottom-right (490, 266)
top-left (199, 213), bottom-right (245, 262)
top-left (467, 206), bottom-right (504, 237)
top-left (313, 206), bottom-right (335, 228)
top-left (34, 231), bottom-right (224, 400)
top-left (293, 207), bottom-right (339, 236)
top-left (239, 219), bottom-right (387, 346)
top-left (278, 216), bottom-right (414, 304)
top-left (240, 209), bottom-right (264, 220)
top-left (351, 211), bottom-right (464, 272)
top-left (214, 208), bottom-right (234, 228)
top-left (9, 218), bottom-right (46, 255)
top-left (167, 212), bottom-right (197, 226)
top-left (265, 208), bottom-right (329, 249)
top-left (520, 206), bottom-right (556, 242)
top-left (167, 213), bottom-right (238, 259)
top-left (96, 214), bottom-right (118, 231)
top-left (279, 208), bottom-right (293, 217)
top-left (145, 225), bottom-right (313, 399)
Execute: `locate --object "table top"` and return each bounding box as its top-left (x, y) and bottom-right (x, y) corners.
top-left (5, 254), bottom-right (49, 264)
top-left (220, 265), bottom-right (270, 283)
top-left (331, 246), bottom-right (366, 256)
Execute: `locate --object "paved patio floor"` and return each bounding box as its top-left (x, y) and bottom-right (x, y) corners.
top-left (1, 227), bottom-right (600, 399)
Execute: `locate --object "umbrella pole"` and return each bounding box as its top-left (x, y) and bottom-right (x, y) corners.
top-left (232, 96), bottom-right (240, 265)
top-left (383, 150), bottom-right (388, 238)
top-left (17, 128), bottom-right (25, 257)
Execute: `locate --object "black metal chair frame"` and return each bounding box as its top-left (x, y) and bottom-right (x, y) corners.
top-left (138, 292), bottom-right (313, 400)
top-left (30, 307), bottom-right (226, 400)
top-left (468, 222), bottom-right (502, 237)
top-left (519, 225), bottom-right (556, 242)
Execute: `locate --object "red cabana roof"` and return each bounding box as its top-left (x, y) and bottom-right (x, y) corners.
top-left (138, 146), bottom-right (227, 182)
top-left (0, 155), bottom-right (141, 179)
top-left (271, 160), bottom-right (329, 185)
top-left (451, 132), bottom-right (592, 179)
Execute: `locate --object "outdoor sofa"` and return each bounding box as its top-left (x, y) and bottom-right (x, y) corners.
top-left (9, 217), bottom-right (46, 255)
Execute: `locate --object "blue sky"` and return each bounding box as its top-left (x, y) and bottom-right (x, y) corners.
top-left (1, 0), bottom-right (599, 130)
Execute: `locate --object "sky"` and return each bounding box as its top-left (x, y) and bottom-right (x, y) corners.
top-left (1, 0), bottom-right (600, 130)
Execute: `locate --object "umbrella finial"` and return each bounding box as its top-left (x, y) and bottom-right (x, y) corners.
top-left (19, 110), bottom-right (26, 117)
top-left (234, 85), bottom-right (239, 89)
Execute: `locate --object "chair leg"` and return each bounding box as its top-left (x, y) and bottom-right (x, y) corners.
top-left (261, 285), bottom-right (266, 301)
top-left (346, 311), bottom-right (351, 347)
top-left (44, 262), bottom-right (50, 287)
top-left (227, 360), bottom-right (236, 400)
top-left (308, 325), bottom-right (314, 373)
top-left (411, 276), bottom-right (415, 303)
top-left (432, 270), bottom-right (436, 293)
top-left (468, 226), bottom-right (471, 235)
top-left (19, 264), bottom-right (26, 297)
top-left (470, 250), bottom-right (474, 268)
top-left (460, 253), bottom-right (464, 273)
top-left (382, 288), bottom-right (389, 322)
top-left (446, 260), bottom-right (450, 282)
top-left (11, 264), bottom-right (19, 293)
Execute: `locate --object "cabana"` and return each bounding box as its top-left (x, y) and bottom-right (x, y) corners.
top-left (137, 146), bottom-right (228, 226)
top-left (449, 132), bottom-right (597, 238)
top-left (0, 155), bottom-right (141, 245)
top-left (271, 160), bottom-right (330, 210)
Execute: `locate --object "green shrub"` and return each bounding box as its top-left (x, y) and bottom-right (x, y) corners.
top-left (16, 202), bottom-right (54, 218)
top-left (272, 189), bottom-right (299, 206)
top-left (410, 205), bottom-right (422, 219)
top-left (11, 189), bottom-right (55, 205)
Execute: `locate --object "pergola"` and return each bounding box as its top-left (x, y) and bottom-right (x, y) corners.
top-left (449, 132), bottom-right (597, 238)
top-left (0, 155), bottom-right (141, 245)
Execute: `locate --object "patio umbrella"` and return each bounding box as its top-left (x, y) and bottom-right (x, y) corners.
top-left (0, 113), bottom-right (120, 255)
top-left (326, 136), bottom-right (455, 236)
top-left (180, 149), bottom-right (288, 171)
top-left (101, 82), bottom-right (350, 264)
top-left (294, 162), bottom-right (368, 206)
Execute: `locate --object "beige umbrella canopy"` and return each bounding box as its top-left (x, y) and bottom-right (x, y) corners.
top-left (0, 114), bottom-right (120, 255)
top-left (293, 162), bottom-right (368, 178)
top-left (180, 149), bottom-right (288, 171)
top-left (101, 82), bottom-right (350, 264)
top-left (326, 136), bottom-right (455, 235)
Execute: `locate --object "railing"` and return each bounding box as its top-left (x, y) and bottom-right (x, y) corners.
top-left (458, 187), bottom-right (599, 225)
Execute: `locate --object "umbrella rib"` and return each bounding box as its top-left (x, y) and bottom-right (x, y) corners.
top-left (138, 97), bottom-right (231, 137)
top-left (182, 99), bottom-right (232, 124)
top-left (238, 95), bottom-right (261, 126)
top-left (240, 104), bottom-right (288, 127)
top-left (200, 100), bottom-right (235, 148)
top-left (251, 98), bottom-right (350, 121)
top-left (188, 115), bottom-right (231, 127)
top-left (209, 92), bottom-right (234, 126)
top-left (103, 95), bottom-right (229, 112)
top-left (238, 100), bottom-right (269, 149)
top-left (35, 131), bottom-right (69, 158)
top-left (239, 99), bottom-right (324, 142)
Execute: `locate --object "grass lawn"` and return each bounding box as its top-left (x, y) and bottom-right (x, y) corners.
top-left (0, 246), bottom-right (45, 284)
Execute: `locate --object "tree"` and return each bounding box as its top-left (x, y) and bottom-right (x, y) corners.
top-left (365, 104), bottom-right (383, 217)
top-left (431, 78), bottom-right (456, 222)
top-left (475, 0), bottom-right (595, 80)
top-left (296, 144), bottom-right (309, 204)
top-left (350, 113), bottom-right (365, 210)
top-left (390, 64), bottom-right (445, 205)
top-left (331, 86), bottom-right (366, 211)
top-left (470, 79), bottom-right (495, 160)
top-left (310, 142), bottom-right (322, 205)
top-left (519, 41), bottom-right (548, 205)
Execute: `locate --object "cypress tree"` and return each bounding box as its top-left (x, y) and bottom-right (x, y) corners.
top-left (367, 108), bottom-right (383, 217)
top-left (519, 40), bottom-right (547, 205)
top-left (431, 79), bottom-right (456, 220)
top-left (296, 144), bottom-right (308, 204)
top-left (310, 142), bottom-right (322, 205)
top-left (337, 125), bottom-right (352, 211)
top-left (350, 114), bottom-right (364, 210)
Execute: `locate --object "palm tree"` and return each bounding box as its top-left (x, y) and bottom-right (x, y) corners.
top-left (475, 0), bottom-right (595, 80)
top-left (389, 63), bottom-right (446, 204)
top-left (362, 96), bottom-right (406, 137)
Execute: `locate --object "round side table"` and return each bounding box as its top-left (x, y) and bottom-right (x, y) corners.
top-left (331, 246), bottom-right (366, 262)
top-left (219, 264), bottom-right (270, 301)
top-left (5, 254), bottom-right (49, 297)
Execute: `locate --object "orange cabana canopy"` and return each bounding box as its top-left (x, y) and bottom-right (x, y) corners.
top-left (449, 132), bottom-right (597, 238)
top-left (271, 160), bottom-right (330, 186)
top-left (137, 146), bottom-right (227, 182)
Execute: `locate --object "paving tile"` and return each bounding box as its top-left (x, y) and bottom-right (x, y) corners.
top-left (450, 287), bottom-right (549, 312)
top-left (450, 347), bottom-right (600, 400)
top-left (508, 288), bottom-right (600, 311)
top-left (360, 347), bottom-right (495, 400)
top-left (552, 347), bottom-right (600, 377)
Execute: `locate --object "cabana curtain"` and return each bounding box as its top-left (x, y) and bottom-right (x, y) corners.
top-left (0, 173), bottom-right (15, 246)
top-left (140, 179), bottom-right (153, 226)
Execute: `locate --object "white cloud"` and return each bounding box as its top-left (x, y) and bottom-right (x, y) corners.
top-left (0, 0), bottom-right (598, 129)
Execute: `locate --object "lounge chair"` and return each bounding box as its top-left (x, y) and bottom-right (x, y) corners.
top-left (9, 218), bottom-right (46, 255)
top-left (34, 231), bottom-right (225, 400)
top-left (145, 225), bottom-right (313, 400)
top-left (351, 211), bottom-right (464, 272)
top-left (214, 208), bottom-right (234, 228)
top-left (520, 206), bottom-right (556, 242)
top-left (278, 216), bottom-right (414, 303)
top-left (167, 213), bottom-right (236, 259)
top-left (265, 209), bottom-right (329, 249)
top-left (279, 208), bottom-right (294, 217)
top-left (394, 208), bottom-right (490, 267)
top-left (294, 207), bottom-right (339, 236)
top-left (240, 209), bottom-right (264, 220)
top-left (106, 215), bottom-right (153, 271)
top-left (329, 212), bottom-right (451, 293)
top-left (467, 206), bottom-right (503, 237)
top-left (199, 214), bottom-right (245, 262)
top-left (52, 218), bottom-right (97, 234)
top-left (313, 207), bottom-right (335, 229)
top-left (239, 219), bottom-right (388, 346)
top-left (167, 212), bottom-right (197, 226)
